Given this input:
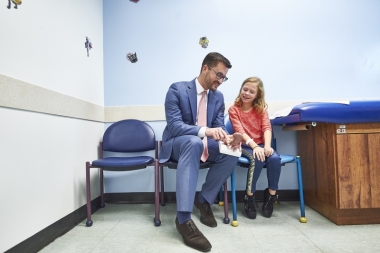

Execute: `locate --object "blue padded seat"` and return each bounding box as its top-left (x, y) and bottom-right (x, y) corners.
top-left (237, 154), bottom-right (295, 166)
top-left (92, 156), bottom-right (155, 170)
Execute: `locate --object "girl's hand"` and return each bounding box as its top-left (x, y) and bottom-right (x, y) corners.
top-left (253, 146), bottom-right (265, 162)
top-left (229, 133), bottom-right (243, 151)
top-left (264, 146), bottom-right (274, 157)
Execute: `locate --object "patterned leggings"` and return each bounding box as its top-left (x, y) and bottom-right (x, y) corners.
top-left (242, 149), bottom-right (255, 194)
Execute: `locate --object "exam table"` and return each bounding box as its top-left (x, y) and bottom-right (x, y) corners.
top-left (271, 100), bottom-right (380, 225)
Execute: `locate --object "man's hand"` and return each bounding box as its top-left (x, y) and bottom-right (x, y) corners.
top-left (205, 127), bottom-right (228, 141)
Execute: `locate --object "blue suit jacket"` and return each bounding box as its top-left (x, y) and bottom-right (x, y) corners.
top-left (159, 78), bottom-right (227, 163)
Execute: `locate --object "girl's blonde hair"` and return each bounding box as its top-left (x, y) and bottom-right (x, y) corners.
top-left (234, 77), bottom-right (267, 114)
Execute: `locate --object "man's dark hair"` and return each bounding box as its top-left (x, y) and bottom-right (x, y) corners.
top-left (200, 52), bottom-right (232, 73)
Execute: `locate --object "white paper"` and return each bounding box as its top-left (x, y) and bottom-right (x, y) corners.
top-left (269, 101), bottom-right (351, 120)
top-left (269, 106), bottom-right (295, 120)
top-left (218, 141), bottom-right (242, 157)
top-left (302, 100), bottom-right (350, 105)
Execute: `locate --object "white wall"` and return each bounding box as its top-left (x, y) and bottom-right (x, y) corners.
top-left (0, 108), bottom-right (104, 252)
top-left (0, 1), bottom-right (104, 252)
top-left (0, 0), bottom-right (104, 105)
top-left (103, 0), bottom-right (380, 193)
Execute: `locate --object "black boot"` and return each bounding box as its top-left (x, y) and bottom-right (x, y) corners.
top-left (262, 188), bottom-right (277, 218)
top-left (244, 194), bottom-right (258, 219)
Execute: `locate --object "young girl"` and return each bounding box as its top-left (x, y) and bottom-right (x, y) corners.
top-left (228, 77), bottom-right (281, 219)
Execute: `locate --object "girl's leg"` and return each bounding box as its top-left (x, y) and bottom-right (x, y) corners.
top-left (241, 146), bottom-right (265, 219)
top-left (262, 151), bottom-right (281, 218)
top-left (265, 151), bottom-right (281, 193)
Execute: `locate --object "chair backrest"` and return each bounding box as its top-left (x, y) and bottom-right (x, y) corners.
top-left (224, 114), bottom-right (234, 134)
top-left (103, 119), bottom-right (156, 152)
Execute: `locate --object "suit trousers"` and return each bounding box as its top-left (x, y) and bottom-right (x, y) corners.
top-left (170, 135), bottom-right (238, 212)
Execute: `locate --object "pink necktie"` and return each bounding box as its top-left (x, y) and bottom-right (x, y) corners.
top-left (198, 91), bottom-right (209, 162)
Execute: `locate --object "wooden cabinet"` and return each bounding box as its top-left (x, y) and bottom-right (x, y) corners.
top-left (297, 122), bottom-right (380, 225)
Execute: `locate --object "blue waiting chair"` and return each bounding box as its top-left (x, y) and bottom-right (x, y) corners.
top-left (224, 114), bottom-right (306, 226)
top-left (85, 119), bottom-right (161, 227)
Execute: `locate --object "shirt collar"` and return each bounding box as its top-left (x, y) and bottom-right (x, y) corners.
top-left (195, 78), bottom-right (208, 95)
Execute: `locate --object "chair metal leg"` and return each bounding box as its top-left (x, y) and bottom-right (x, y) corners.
top-left (230, 171), bottom-right (238, 227)
top-left (154, 160), bottom-right (161, 226)
top-left (218, 187), bottom-right (224, 206)
top-left (85, 162), bottom-right (93, 227)
top-left (159, 166), bottom-right (165, 206)
top-left (100, 169), bottom-right (105, 208)
top-left (223, 182), bottom-right (230, 224)
top-left (296, 156), bottom-right (307, 223)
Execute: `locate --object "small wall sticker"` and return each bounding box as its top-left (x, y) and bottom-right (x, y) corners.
top-left (199, 37), bottom-right (209, 49)
top-left (126, 52), bottom-right (138, 63)
top-left (7, 0), bottom-right (22, 9)
top-left (85, 37), bottom-right (92, 57)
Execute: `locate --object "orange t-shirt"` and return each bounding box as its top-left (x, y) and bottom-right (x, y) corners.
top-left (228, 104), bottom-right (271, 145)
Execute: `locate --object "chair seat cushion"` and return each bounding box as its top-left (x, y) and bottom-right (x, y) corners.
top-left (238, 156), bottom-right (250, 164)
top-left (92, 156), bottom-right (154, 171)
top-left (238, 154), bottom-right (295, 165)
top-left (161, 159), bottom-right (211, 169)
top-left (279, 154), bottom-right (295, 163)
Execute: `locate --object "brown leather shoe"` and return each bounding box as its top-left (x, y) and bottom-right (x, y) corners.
top-left (175, 218), bottom-right (212, 252)
top-left (194, 195), bottom-right (217, 227)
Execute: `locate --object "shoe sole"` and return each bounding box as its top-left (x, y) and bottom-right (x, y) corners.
top-left (245, 214), bottom-right (257, 219)
top-left (262, 210), bottom-right (273, 218)
top-left (199, 218), bottom-right (217, 227)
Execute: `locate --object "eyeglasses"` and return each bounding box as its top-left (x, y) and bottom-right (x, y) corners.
top-left (207, 65), bottom-right (228, 82)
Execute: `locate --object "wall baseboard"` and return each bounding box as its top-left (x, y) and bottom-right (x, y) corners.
top-left (104, 189), bottom-right (300, 204)
top-left (5, 197), bottom-right (101, 253)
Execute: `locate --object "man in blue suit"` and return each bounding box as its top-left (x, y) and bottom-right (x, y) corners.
top-left (159, 52), bottom-right (240, 252)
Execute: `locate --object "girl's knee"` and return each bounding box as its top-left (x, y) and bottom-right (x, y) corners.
top-left (269, 153), bottom-right (280, 162)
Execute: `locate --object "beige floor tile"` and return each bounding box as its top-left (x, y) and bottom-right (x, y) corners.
top-left (38, 201), bottom-right (380, 253)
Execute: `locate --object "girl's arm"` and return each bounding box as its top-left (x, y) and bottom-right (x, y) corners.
top-left (262, 110), bottom-right (274, 156)
top-left (263, 130), bottom-right (274, 156)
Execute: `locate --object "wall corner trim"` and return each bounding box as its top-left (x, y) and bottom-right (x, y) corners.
top-left (0, 74), bottom-right (104, 122)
